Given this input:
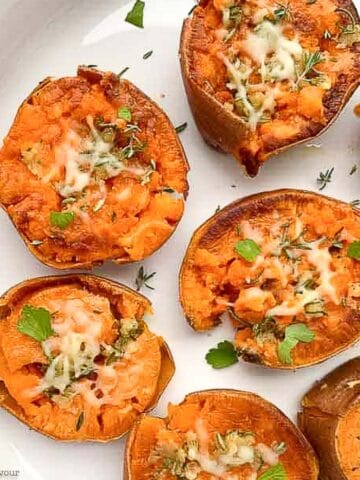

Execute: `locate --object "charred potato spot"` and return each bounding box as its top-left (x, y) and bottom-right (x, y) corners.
top-left (180, 189), bottom-right (360, 369)
top-left (0, 275), bottom-right (175, 442)
top-left (0, 67), bottom-right (189, 269)
top-left (298, 357), bottom-right (360, 480)
top-left (180, 0), bottom-right (360, 176)
top-left (124, 389), bottom-right (318, 480)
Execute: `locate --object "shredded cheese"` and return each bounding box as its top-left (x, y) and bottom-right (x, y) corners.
top-left (305, 243), bottom-right (339, 304)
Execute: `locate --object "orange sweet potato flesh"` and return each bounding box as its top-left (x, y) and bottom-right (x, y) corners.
top-left (180, 189), bottom-right (360, 369)
top-left (180, 0), bottom-right (360, 176)
top-left (298, 357), bottom-right (360, 480)
top-left (0, 275), bottom-right (175, 441)
top-left (0, 67), bottom-right (189, 269)
top-left (124, 389), bottom-right (319, 479)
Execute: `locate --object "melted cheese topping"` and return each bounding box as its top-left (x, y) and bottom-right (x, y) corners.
top-left (267, 287), bottom-right (320, 317)
top-left (305, 243), bottom-right (339, 304)
top-left (56, 117), bottom-right (125, 198)
top-left (244, 22), bottom-right (303, 82)
top-left (221, 20), bottom-right (304, 130)
top-left (26, 291), bottom-right (147, 410)
top-left (235, 219), bottom-right (341, 319)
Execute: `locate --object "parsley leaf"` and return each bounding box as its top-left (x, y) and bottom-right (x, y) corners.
top-left (258, 463), bottom-right (287, 480)
top-left (235, 239), bottom-right (261, 262)
top-left (50, 211), bottom-right (74, 230)
top-left (278, 323), bottom-right (315, 365)
top-left (118, 106), bottom-right (132, 122)
top-left (17, 305), bottom-right (53, 342)
top-left (206, 341), bottom-right (238, 369)
top-left (348, 241), bottom-right (360, 260)
top-left (125, 0), bottom-right (145, 28)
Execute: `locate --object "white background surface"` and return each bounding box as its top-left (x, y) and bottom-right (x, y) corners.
top-left (0, 1), bottom-right (359, 478)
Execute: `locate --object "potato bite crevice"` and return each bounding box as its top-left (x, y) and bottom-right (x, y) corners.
top-left (0, 275), bottom-right (175, 441)
top-left (180, 190), bottom-right (360, 368)
top-left (299, 357), bottom-right (360, 480)
top-left (0, 66), bottom-right (189, 268)
top-left (180, 0), bottom-right (360, 176)
top-left (125, 390), bottom-right (318, 480)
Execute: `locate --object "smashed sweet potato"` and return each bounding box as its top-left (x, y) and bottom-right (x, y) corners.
top-left (0, 66), bottom-right (189, 269)
top-left (0, 275), bottom-right (174, 441)
top-left (124, 389), bottom-right (318, 479)
top-left (180, 189), bottom-right (360, 368)
top-left (180, 0), bottom-right (360, 176)
top-left (298, 357), bottom-right (360, 480)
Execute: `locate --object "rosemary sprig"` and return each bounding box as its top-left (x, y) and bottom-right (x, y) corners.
top-left (274, 3), bottom-right (292, 22)
top-left (317, 167), bottom-right (334, 190)
top-left (135, 266), bottom-right (156, 291)
top-left (296, 51), bottom-right (325, 87)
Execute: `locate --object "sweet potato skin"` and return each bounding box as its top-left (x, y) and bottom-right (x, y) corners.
top-left (0, 274), bottom-right (175, 442)
top-left (124, 389), bottom-right (319, 480)
top-left (180, 189), bottom-right (360, 369)
top-left (0, 67), bottom-right (189, 269)
top-left (298, 357), bottom-right (360, 480)
top-left (180, 1), bottom-right (360, 177)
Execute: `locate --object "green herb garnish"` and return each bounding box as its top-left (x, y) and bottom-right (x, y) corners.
top-left (143, 50), bottom-right (153, 60)
top-left (50, 211), bottom-right (75, 230)
top-left (118, 106), bottom-right (132, 122)
top-left (17, 305), bottom-right (53, 342)
top-left (188, 4), bottom-right (197, 16)
top-left (135, 266), bottom-right (156, 291)
top-left (118, 67), bottom-right (129, 78)
top-left (324, 29), bottom-right (332, 39)
top-left (206, 341), bottom-right (238, 369)
top-left (296, 50), bottom-right (325, 87)
top-left (350, 164), bottom-right (358, 175)
top-left (76, 412), bottom-right (84, 431)
top-left (125, 0), bottom-right (145, 28)
top-left (235, 239), bottom-right (261, 262)
top-left (258, 463), bottom-right (287, 480)
top-left (278, 323), bottom-right (315, 364)
top-left (274, 3), bottom-right (292, 22)
top-left (348, 241), bottom-right (360, 260)
top-left (175, 122), bottom-right (187, 134)
top-left (317, 167), bottom-right (334, 191)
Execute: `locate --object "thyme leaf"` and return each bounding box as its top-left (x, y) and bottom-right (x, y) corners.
top-left (135, 266), bottom-right (156, 291)
top-left (175, 122), bottom-right (187, 134)
top-left (317, 167), bottom-right (334, 190)
top-left (76, 412), bottom-right (84, 431)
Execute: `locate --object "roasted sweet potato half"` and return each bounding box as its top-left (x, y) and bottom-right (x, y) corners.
top-left (124, 389), bottom-right (318, 479)
top-left (0, 274), bottom-right (175, 441)
top-left (0, 66), bottom-right (189, 269)
top-left (180, 189), bottom-right (360, 369)
top-left (180, 0), bottom-right (360, 176)
top-left (298, 357), bottom-right (360, 480)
